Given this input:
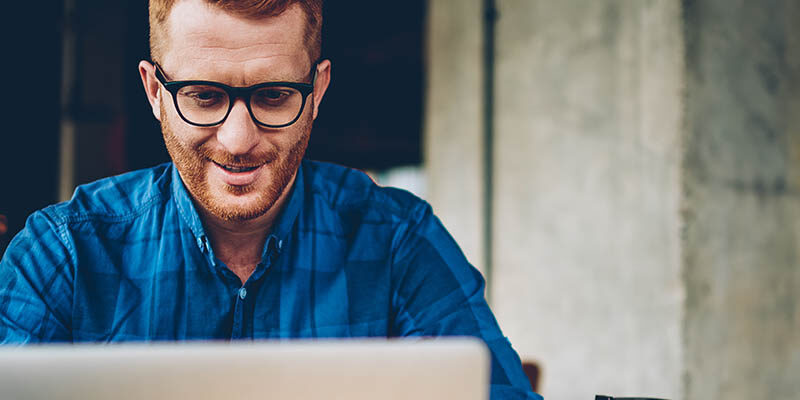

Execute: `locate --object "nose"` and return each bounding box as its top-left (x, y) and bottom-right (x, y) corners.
top-left (215, 99), bottom-right (259, 155)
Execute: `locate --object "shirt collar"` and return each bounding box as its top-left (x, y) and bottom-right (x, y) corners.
top-left (261, 160), bottom-right (305, 260)
top-left (169, 161), bottom-right (305, 263)
top-left (170, 163), bottom-right (208, 252)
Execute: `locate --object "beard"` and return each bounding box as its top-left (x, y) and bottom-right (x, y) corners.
top-left (161, 102), bottom-right (311, 222)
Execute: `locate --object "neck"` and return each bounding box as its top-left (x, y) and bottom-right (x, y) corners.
top-left (204, 212), bottom-right (273, 263)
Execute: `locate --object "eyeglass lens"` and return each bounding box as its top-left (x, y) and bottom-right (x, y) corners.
top-left (175, 84), bottom-right (305, 126)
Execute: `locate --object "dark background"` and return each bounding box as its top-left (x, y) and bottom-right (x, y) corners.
top-left (1, 1), bottom-right (425, 256)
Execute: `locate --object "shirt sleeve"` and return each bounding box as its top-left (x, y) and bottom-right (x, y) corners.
top-left (390, 203), bottom-right (542, 400)
top-left (0, 210), bottom-right (74, 344)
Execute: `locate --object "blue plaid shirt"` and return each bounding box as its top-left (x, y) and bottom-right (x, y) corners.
top-left (0, 160), bottom-right (540, 399)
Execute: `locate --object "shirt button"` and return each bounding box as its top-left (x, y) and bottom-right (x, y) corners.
top-left (277, 239), bottom-right (284, 250)
top-left (238, 287), bottom-right (247, 300)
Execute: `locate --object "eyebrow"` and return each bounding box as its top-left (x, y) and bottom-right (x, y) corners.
top-left (158, 64), bottom-right (314, 86)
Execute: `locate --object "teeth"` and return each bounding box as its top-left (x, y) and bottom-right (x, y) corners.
top-left (219, 164), bottom-right (258, 173)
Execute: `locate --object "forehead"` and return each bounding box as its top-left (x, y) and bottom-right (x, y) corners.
top-left (161, 0), bottom-right (311, 83)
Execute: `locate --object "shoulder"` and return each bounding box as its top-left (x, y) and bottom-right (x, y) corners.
top-left (301, 160), bottom-right (430, 226)
top-left (42, 163), bottom-right (173, 225)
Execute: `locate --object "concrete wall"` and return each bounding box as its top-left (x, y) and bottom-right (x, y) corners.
top-left (424, 0), bottom-right (486, 274)
top-left (425, 0), bottom-right (799, 399)
top-left (682, 1), bottom-right (800, 399)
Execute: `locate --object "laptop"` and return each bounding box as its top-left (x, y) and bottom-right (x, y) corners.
top-left (0, 338), bottom-right (490, 400)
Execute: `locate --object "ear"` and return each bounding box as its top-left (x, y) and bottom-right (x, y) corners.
top-left (139, 60), bottom-right (162, 121)
top-left (311, 59), bottom-right (331, 120)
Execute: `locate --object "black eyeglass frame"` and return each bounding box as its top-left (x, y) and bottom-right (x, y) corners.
top-left (153, 61), bottom-right (318, 128)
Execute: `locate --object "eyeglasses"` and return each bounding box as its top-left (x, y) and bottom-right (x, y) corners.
top-left (154, 62), bottom-right (317, 128)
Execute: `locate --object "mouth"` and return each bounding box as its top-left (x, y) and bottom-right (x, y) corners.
top-left (209, 159), bottom-right (267, 187)
top-left (212, 161), bottom-right (261, 173)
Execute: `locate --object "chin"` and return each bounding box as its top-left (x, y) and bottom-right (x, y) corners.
top-left (209, 198), bottom-right (270, 222)
top-left (204, 185), bottom-right (274, 222)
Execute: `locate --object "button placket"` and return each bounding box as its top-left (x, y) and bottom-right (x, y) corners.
top-left (231, 286), bottom-right (247, 339)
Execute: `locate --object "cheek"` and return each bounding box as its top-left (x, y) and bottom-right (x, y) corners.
top-left (164, 114), bottom-right (212, 153)
top-left (267, 127), bottom-right (305, 157)
top-left (283, 111), bottom-right (313, 150)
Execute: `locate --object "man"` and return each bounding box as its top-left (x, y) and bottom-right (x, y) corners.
top-left (0, 1), bottom-right (540, 398)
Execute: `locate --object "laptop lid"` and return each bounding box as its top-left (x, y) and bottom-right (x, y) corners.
top-left (0, 338), bottom-right (490, 400)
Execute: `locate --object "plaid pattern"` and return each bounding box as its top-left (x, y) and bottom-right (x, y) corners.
top-left (0, 160), bottom-right (540, 399)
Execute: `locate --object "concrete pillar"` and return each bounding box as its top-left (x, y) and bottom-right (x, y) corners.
top-left (682, 1), bottom-right (800, 399)
top-left (59, 0), bottom-right (130, 200)
top-left (491, 1), bottom-right (684, 398)
top-left (424, 0), bottom-right (486, 274)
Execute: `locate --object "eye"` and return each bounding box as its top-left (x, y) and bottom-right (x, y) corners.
top-left (253, 88), bottom-right (295, 107)
top-left (263, 89), bottom-right (287, 100)
top-left (194, 91), bottom-right (221, 101)
top-left (186, 90), bottom-right (224, 102)
top-left (177, 85), bottom-right (227, 108)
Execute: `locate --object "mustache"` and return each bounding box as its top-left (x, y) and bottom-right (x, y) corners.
top-left (197, 144), bottom-right (279, 167)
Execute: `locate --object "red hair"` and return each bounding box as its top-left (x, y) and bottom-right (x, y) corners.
top-left (149, 0), bottom-right (323, 63)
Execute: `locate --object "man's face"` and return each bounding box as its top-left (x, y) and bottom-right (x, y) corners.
top-left (142, 0), bottom-right (329, 222)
